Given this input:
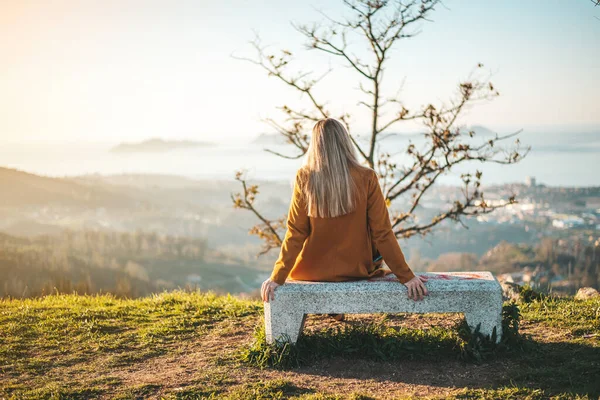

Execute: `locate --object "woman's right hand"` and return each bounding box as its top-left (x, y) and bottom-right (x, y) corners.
top-left (403, 275), bottom-right (429, 301)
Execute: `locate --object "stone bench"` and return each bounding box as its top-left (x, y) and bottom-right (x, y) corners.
top-left (264, 271), bottom-right (503, 344)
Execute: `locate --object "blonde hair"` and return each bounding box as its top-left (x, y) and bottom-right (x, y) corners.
top-left (299, 118), bottom-right (366, 218)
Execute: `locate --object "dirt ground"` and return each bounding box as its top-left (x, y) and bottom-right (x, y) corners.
top-left (103, 313), bottom-right (538, 399)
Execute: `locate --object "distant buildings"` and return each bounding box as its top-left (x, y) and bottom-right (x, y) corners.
top-left (552, 216), bottom-right (585, 229)
top-left (525, 176), bottom-right (537, 187)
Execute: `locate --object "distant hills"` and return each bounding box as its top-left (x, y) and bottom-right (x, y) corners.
top-left (0, 167), bottom-right (144, 209)
top-left (110, 138), bottom-right (216, 153)
top-left (383, 125), bottom-right (498, 139)
top-left (467, 125), bottom-right (497, 136)
top-left (251, 133), bottom-right (291, 146)
top-left (251, 125), bottom-right (498, 145)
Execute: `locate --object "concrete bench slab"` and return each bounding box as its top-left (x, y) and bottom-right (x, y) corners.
top-left (264, 271), bottom-right (503, 344)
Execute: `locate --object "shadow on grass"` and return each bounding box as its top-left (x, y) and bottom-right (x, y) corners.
top-left (241, 303), bottom-right (524, 368)
top-left (239, 302), bottom-right (600, 398)
top-left (165, 379), bottom-right (316, 400)
top-left (290, 334), bottom-right (599, 397)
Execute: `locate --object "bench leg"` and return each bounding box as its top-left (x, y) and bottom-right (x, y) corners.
top-left (264, 303), bottom-right (306, 345)
top-left (464, 309), bottom-right (503, 343)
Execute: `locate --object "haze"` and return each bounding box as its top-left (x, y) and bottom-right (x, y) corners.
top-left (1, 0), bottom-right (598, 145)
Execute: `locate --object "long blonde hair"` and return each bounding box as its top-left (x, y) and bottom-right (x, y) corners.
top-left (299, 118), bottom-right (366, 218)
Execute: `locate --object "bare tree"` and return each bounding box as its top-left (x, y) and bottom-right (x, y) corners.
top-left (230, 0), bottom-right (530, 257)
top-left (592, 0), bottom-right (600, 20)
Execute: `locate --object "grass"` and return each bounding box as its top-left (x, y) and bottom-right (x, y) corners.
top-left (0, 291), bottom-right (258, 378)
top-left (239, 302), bottom-right (525, 369)
top-left (0, 289), bottom-right (599, 399)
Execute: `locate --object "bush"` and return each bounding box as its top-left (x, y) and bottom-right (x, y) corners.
top-left (519, 284), bottom-right (545, 303)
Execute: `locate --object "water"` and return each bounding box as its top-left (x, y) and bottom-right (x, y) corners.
top-left (1, 130), bottom-right (599, 186)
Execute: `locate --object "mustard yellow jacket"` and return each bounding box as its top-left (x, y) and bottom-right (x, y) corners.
top-left (270, 165), bottom-right (416, 285)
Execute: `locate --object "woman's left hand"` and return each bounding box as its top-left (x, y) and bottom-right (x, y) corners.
top-left (261, 278), bottom-right (281, 303)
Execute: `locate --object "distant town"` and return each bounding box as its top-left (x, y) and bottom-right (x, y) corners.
top-left (0, 166), bottom-right (598, 298)
top-left (437, 176), bottom-right (599, 294)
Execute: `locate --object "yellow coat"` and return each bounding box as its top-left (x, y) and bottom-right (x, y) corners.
top-left (270, 165), bottom-right (415, 285)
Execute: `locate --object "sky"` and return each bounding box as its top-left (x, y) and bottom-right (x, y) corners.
top-left (0, 0), bottom-right (598, 144)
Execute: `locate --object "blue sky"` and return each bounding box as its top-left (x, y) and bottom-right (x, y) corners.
top-left (1, 0), bottom-right (598, 143)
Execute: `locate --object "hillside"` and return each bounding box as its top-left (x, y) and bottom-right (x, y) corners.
top-left (0, 230), bottom-right (267, 298)
top-left (1, 291), bottom-right (598, 399)
top-left (0, 167), bottom-right (146, 209)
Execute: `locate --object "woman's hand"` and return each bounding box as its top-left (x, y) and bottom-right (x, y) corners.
top-left (403, 275), bottom-right (429, 301)
top-left (261, 278), bottom-right (281, 303)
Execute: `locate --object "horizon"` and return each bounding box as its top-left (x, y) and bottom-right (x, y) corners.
top-left (2, 123), bottom-right (600, 146)
top-left (1, 123), bottom-right (599, 186)
top-left (0, 1), bottom-right (598, 187)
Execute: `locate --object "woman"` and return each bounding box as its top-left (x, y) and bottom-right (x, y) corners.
top-left (261, 118), bottom-right (429, 306)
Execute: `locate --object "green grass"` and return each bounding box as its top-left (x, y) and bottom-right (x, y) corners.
top-left (454, 387), bottom-right (594, 399)
top-left (520, 295), bottom-right (600, 337)
top-left (239, 302), bottom-right (525, 369)
top-left (159, 378), bottom-right (376, 400)
top-left (0, 290), bottom-right (260, 399)
top-left (1, 289), bottom-right (599, 399)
